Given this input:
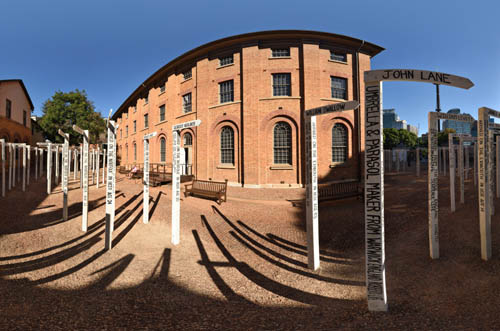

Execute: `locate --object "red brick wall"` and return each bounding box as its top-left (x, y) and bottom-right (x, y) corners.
top-left (116, 37), bottom-right (376, 187)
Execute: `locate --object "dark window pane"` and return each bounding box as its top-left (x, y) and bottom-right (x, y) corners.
top-left (219, 55), bottom-right (234, 66)
top-left (183, 133), bottom-right (192, 146)
top-left (160, 138), bottom-right (166, 162)
top-left (272, 48), bottom-right (290, 57)
top-left (159, 105), bottom-right (165, 122)
top-left (183, 69), bottom-right (192, 80)
top-left (331, 77), bottom-right (347, 99)
top-left (6, 99), bottom-right (11, 119)
top-left (332, 123), bottom-right (348, 163)
top-left (273, 73), bottom-right (291, 96)
top-left (330, 51), bottom-right (347, 62)
top-left (144, 114), bottom-right (149, 128)
top-left (183, 93), bottom-right (192, 113)
top-left (219, 80), bottom-right (234, 103)
top-left (273, 122), bottom-right (292, 164)
top-left (220, 126), bottom-right (234, 164)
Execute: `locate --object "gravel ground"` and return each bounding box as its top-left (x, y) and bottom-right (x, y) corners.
top-left (1, 170), bottom-right (500, 330)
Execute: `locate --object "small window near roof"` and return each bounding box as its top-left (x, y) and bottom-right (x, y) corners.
top-left (330, 50), bottom-right (347, 62)
top-left (144, 96), bottom-right (149, 104)
top-left (272, 48), bottom-right (290, 57)
top-left (160, 85), bottom-right (165, 94)
top-left (219, 55), bottom-right (234, 66)
top-left (183, 69), bottom-right (192, 80)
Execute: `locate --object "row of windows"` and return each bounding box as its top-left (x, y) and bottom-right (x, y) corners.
top-left (152, 49), bottom-right (346, 102)
top-left (123, 123), bottom-right (348, 165)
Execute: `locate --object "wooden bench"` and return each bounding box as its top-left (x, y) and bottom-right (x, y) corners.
top-left (288, 181), bottom-right (363, 207)
top-left (318, 181), bottom-right (363, 202)
top-left (184, 179), bottom-right (228, 204)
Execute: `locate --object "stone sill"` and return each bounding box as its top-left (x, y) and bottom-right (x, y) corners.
top-left (320, 97), bottom-right (348, 102)
top-left (208, 100), bottom-right (241, 109)
top-left (268, 56), bottom-right (291, 60)
top-left (270, 165), bottom-right (293, 170)
top-left (217, 63), bottom-right (234, 70)
top-left (175, 111), bottom-right (196, 120)
top-left (181, 77), bottom-right (192, 84)
top-left (329, 163), bottom-right (349, 168)
top-left (259, 96), bottom-right (301, 101)
top-left (328, 59), bottom-right (348, 65)
top-left (217, 164), bottom-right (236, 169)
top-left (155, 120), bottom-right (168, 126)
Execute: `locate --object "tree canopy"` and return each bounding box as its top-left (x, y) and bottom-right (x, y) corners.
top-left (438, 128), bottom-right (456, 146)
top-left (39, 89), bottom-right (106, 145)
top-left (383, 128), bottom-right (418, 149)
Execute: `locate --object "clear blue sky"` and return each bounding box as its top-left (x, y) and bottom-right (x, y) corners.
top-left (1, 0), bottom-right (499, 135)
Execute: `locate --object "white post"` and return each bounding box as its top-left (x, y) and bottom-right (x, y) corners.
top-left (459, 138), bottom-right (464, 204)
top-left (39, 148), bottom-right (43, 177)
top-left (35, 147), bottom-right (38, 180)
top-left (13, 146), bottom-right (16, 187)
top-left (102, 148), bottom-right (106, 184)
top-left (17, 145), bottom-right (21, 183)
top-left (105, 120), bottom-right (118, 250)
top-left (58, 130), bottom-right (69, 221)
top-left (27, 145), bottom-right (30, 186)
top-left (55, 146), bottom-right (59, 185)
top-left (73, 149), bottom-right (77, 180)
top-left (364, 81), bottom-right (387, 311)
top-left (8, 144), bottom-right (12, 190)
top-left (143, 132), bottom-right (157, 224)
top-left (478, 108), bottom-right (491, 260)
top-left (96, 147), bottom-right (100, 189)
top-left (497, 136), bottom-right (500, 199)
top-left (465, 145), bottom-right (469, 180)
top-left (47, 143), bottom-right (52, 193)
top-left (305, 115), bottom-right (319, 270)
top-left (171, 130), bottom-right (181, 245)
top-left (489, 130), bottom-right (495, 216)
top-left (0, 139), bottom-right (4, 197)
top-left (428, 113), bottom-right (440, 259)
top-left (73, 126), bottom-right (89, 231)
top-left (449, 135), bottom-right (456, 212)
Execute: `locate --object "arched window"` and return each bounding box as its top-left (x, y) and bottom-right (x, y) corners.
top-left (160, 137), bottom-right (166, 162)
top-left (220, 126), bottom-right (234, 164)
top-left (183, 132), bottom-right (192, 146)
top-left (273, 122), bottom-right (292, 164)
top-left (133, 143), bottom-right (137, 162)
top-left (332, 123), bottom-right (348, 163)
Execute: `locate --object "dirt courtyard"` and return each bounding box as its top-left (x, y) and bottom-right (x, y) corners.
top-left (1, 170), bottom-right (500, 330)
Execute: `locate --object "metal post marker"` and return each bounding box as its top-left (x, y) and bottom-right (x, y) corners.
top-left (171, 120), bottom-right (201, 245)
top-left (22, 144), bottom-right (26, 191)
top-left (96, 146), bottom-right (100, 189)
top-left (35, 147), bottom-right (38, 181)
top-left (74, 149), bottom-right (77, 180)
top-left (102, 148), bottom-right (106, 185)
top-left (73, 125), bottom-right (89, 231)
top-left (363, 68), bottom-right (473, 312)
top-left (8, 144), bottom-right (12, 190)
top-left (143, 132), bottom-right (157, 224)
top-left (58, 130), bottom-right (70, 220)
top-left (27, 145), bottom-right (30, 186)
top-left (105, 118), bottom-right (118, 250)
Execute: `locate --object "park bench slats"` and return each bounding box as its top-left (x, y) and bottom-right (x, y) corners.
top-left (184, 179), bottom-right (228, 204)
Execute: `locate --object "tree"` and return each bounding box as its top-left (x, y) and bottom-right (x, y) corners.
top-left (383, 128), bottom-right (400, 149)
top-left (438, 128), bottom-right (456, 146)
top-left (398, 129), bottom-right (418, 148)
top-left (39, 89), bottom-right (106, 145)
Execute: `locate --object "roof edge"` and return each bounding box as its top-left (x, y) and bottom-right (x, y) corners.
top-left (0, 79), bottom-right (35, 110)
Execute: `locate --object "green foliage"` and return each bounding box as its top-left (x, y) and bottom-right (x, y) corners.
top-left (383, 128), bottom-right (400, 149)
top-left (398, 129), bottom-right (417, 148)
top-left (39, 89), bottom-right (106, 145)
top-left (438, 128), bottom-right (456, 146)
top-left (383, 128), bottom-right (418, 149)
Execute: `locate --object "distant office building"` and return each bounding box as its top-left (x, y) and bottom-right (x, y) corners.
top-left (442, 108), bottom-right (473, 135)
top-left (407, 124), bottom-right (418, 136)
top-left (383, 108), bottom-right (416, 134)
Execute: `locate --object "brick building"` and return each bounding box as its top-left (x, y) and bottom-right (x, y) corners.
top-left (112, 30), bottom-right (384, 187)
top-left (0, 79), bottom-right (34, 144)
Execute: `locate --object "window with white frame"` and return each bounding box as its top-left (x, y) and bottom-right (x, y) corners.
top-left (273, 122), bottom-right (292, 164)
top-left (183, 69), bottom-right (192, 80)
top-left (330, 50), bottom-right (347, 62)
top-left (271, 48), bottom-right (290, 57)
top-left (331, 76), bottom-right (347, 100)
top-left (332, 123), bottom-right (348, 163)
top-left (219, 55), bottom-right (234, 66)
top-left (183, 93), bottom-right (192, 113)
top-left (272, 73), bottom-right (291, 96)
top-left (220, 126), bottom-right (234, 164)
top-left (219, 80), bottom-right (234, 103)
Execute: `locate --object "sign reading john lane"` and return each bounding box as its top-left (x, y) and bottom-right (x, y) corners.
top-left (365, 70), bottom-right (474, 89)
